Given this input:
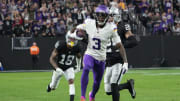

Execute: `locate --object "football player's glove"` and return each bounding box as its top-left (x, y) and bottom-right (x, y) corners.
top-left (75, 67), bottom-right (80, 73)
top-left (122, 63), bottom-right (128, 74)
top-left (55, 67), bottom-right (64, 74)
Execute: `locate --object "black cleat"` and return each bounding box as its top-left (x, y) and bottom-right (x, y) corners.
top-left (127, 79), bottom-right (136, 99)
top-left (47, 85), bottom-right (51, 92)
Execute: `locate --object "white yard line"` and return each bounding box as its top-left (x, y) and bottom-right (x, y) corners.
top-left (127, 70), bottom-right (180, 76)
top-left (143, 73), bottom-right (180, 76)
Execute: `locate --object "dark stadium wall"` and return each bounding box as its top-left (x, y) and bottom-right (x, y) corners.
top-left (0, 36), bottom-right (180, 70)
top-left (126, 36), bottom-right (180, 67)
top-left (0, 37), bottom-right (62, 70)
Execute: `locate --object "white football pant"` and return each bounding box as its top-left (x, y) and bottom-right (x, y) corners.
top-left (50, 67), bottom-right (75, 89)
top-left (104, 63), bottom-right (124, 93)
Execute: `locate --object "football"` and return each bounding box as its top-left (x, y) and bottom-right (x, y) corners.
top-left (76, 29), bottom-right (86, 40)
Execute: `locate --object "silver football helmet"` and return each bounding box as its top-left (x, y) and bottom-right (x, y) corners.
top-left (109, 7), bottom-right (121, 23)
top-left (66, 31), bottom-right (78, 47)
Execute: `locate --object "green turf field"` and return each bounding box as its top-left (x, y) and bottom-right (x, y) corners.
top-left (0, 69), bottom-right (180, 101)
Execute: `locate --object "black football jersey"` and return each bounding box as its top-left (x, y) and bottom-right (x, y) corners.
top-left (106, 22), bottom-right (131, 66)
top-left (55, 40), bottom-right (81, 71)
top-left (117, 22), bottom-right (131, 44)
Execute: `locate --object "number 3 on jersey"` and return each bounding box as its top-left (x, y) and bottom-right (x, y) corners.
top-left (92, 38), bottom-right (101, 50)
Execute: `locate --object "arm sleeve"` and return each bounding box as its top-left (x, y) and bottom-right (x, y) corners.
top-left (54, 41), bottom-right (63, 51)
top-left (123, 36), bottom-right (138, 48)
top-left (77, 44), bottom-right (82, 53)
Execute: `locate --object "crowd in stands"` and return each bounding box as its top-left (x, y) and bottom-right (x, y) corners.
top-left (0, 0), bottom-right (179, 37)
top-left (133, 0), bottom-right (180, 36)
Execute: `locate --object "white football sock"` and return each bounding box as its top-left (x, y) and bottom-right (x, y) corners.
top-left (69, 84), bottom-right (75, 95)
top-left (104, 83), bottom-right (112, 93)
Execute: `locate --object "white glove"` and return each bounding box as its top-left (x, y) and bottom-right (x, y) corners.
top-left (122, 63), bottom-right (128, 74)
top-left (55, 67), bottom-right (64, 74)
top-left (75, 67), bottom-right (80, 73)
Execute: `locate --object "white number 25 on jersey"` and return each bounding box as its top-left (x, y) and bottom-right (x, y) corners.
top-left (125, 24), bottom-right (131, 30)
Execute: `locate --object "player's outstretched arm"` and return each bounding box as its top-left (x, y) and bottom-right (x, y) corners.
top-left (49, 49), bottom-right (59, 70)
top-left (124, 31), bottom-right (138, 48)
top-left (116, 42), bottom-right (128, 73)
top-left (116, 43), bottom-right (128, 63)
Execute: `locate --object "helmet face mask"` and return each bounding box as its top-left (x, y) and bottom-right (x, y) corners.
top-left (109, 7), bottom-right (121, 23)
top-left (66, 31), bottom-right (78, 47)
top-left (111, 14), bottom-right (121, 23)
top-left (94, 5), bottom-right (109, 26)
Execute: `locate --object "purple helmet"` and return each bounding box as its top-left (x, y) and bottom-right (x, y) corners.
top-left (94, 5), bottom-right (109, 26)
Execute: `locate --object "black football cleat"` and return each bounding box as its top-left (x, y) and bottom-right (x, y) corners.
top-left (127, 79), bottom-right (136, 99)
top-left (47, 85), bottom-right (51, 92)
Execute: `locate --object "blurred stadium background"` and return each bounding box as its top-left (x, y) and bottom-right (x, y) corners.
top-left (0, 0), bottom-right (180, 101)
